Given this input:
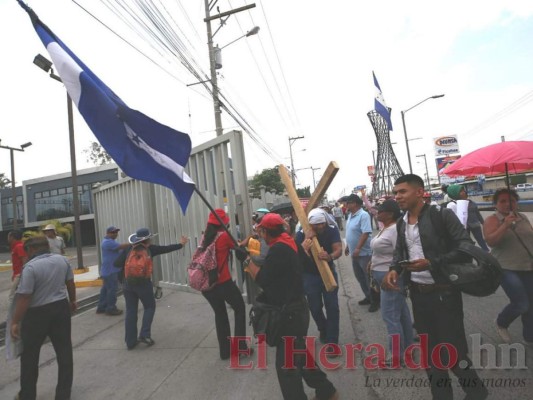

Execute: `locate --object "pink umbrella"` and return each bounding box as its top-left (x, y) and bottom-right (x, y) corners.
top-left (442, 141), bottom-right (533, 178)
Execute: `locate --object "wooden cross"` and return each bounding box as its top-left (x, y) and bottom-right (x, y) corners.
top-left (278, 162), bottom-right (339, 292)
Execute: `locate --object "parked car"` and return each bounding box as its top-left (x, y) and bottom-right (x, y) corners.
top-left (515, 183), bottom-right (533, 190)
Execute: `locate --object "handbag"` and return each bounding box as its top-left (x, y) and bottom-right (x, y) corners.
top-left (249, 300), bottom-right (285, 347)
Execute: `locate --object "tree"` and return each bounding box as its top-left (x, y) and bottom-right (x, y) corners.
top-left (83, 141), bottom-right (112, 165)
top-left (248, 167), bottom-right (285, 198)
top-left (296, 186), bottom-right (311, 198)
top-left (0, 172), bottom-right (10, 188)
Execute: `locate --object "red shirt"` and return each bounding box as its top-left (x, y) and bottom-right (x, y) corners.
top-left (215, 231), bottom-right (235, 284)
top-left (11, 240), bottom-right (27, 280)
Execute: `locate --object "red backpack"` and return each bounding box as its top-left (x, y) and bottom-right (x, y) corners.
top-left (124, 243), bottom-right (153, 283)
top-left (188, 232), bottom-right (222, 292)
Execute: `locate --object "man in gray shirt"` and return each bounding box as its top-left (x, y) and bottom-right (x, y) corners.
top-left (11, 236), bottom-right (77, 400)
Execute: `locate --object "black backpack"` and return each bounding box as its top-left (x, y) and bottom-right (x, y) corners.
top-left (429, 206), bottom-right (503, 297)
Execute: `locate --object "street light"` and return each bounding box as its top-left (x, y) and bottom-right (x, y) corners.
top-left (401, 94), bottom-right (445, 173)
top-left (288, 136), bottom-right (304, 187)
top-left (204, 1), bottom-right (258, 136)
top-left (33, 53), bottom-right (84, 270)
top-left (0, 141), bottom-right (32, 229)
top-left (416, 154), bottom-right (430, 191)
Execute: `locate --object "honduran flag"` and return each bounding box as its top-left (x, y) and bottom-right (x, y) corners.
top-left (373, 71), bottom-right (393, 131)
top-left (19, 1), bottom-right (195, 213)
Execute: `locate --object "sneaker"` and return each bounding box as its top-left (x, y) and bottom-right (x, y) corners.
top-left (105, 309), bottom-right (123, 316)
top-left (138, 337), bottom-right (155, 346)
top-left (368, 303), bottom-right (380, 313)
top-left (495, 320), bottom-right (511, 343)
top-left (358, 298), bottom-right (371, 305)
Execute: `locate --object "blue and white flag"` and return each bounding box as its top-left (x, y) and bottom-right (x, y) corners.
top-left (19, 1), bottom-right (195, 213)
top-left (373, 71), bottom-right (393, 131)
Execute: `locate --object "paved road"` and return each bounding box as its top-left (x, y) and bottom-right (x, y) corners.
top-left (1, 242), bottom-right (532, 399)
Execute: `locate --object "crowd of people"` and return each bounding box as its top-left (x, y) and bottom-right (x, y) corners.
top-left (5, 173), bottom-right (533, 400)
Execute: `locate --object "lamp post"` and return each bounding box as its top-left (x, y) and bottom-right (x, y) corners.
top-left (416, 154), bottom-right (430, 191)
top-left (33, 54), bottom-right (84, 270)
top-left (401, 94), bottom-right (445, 173)
top-left (204, 1), bottom-right (258, 137)
top-left (0, 141), bottom-right (32, 229)
top-left (288, 136), bottom-right (304, 187)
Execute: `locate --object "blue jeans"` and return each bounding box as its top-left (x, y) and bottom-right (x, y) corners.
top-left (123, 279), bottom-right (156, 347)
top-left (97, 272), bottom-right (120, 312)
top-left (497, 270), bottom-right (533, 341)
top-left (351, 255), bottom-right (372, 300)
top-left (303, 271), bottom-right (339, 344)
top-left (372, 270), bottom-right (414, 357)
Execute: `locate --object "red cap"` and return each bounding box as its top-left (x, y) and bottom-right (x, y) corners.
top-left (208, 208), bottom-right (230, 226)
top-left (423, 192), bottom-right (431, 198)
top-left (256, 213), bottom-right (285, 229)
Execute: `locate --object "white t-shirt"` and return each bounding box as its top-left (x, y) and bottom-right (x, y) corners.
top-left (404, 213), bottom-right (434, 284)
top-left (48, 236), bottom-right (66, 255)
top-left (370, 224), bottom-right (397, 272)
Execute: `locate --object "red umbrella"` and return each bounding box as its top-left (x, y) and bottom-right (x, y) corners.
top-left (442, 141), bottom-right (533, 178)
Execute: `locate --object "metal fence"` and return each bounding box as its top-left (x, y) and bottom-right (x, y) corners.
top-left (92, 130), bottom-right (253, 295)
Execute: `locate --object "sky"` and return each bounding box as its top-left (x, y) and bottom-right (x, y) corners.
top-left (1, 0), bottom-right (533, 201)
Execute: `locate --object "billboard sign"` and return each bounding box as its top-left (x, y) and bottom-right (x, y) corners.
top-left (434, 135), bottom-right (460, 156)
top-left (436, 155), bottom-right (461, 174)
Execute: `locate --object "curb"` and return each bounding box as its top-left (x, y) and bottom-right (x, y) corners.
top-left (75, 279), bottom-right (103, 288)
top-left (73, 267), bottom-right (90, 275)
top-left (0, 265), bottom-right (11, 272)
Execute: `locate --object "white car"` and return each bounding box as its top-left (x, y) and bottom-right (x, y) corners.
top-left (515, 183), bottom-right (533, 190)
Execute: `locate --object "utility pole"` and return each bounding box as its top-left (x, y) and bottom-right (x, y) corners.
top-left (0, 141), bottom-right (32, 230)
top-left (288, 136), bottom-right (304, 187)
top-left (416, 154), bottom-right (430, 191)
top-left (311, 167), bottom-right (321, 191)
top-left (204, 1), bottom-right (256, 137)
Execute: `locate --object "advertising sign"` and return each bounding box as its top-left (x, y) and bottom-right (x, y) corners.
top-left (436, 155), bottom-right (461, 173)
top-left (434, 135), bottom-right (460, 156)
top-left (367, 165), bottom-right (375, 176)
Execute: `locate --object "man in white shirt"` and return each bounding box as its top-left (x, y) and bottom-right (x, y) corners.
top-left (384, 174), bottom-right (488, 400)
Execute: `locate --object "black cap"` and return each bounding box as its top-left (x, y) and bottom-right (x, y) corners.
top-left (377, 199), bottom-right (401, 218)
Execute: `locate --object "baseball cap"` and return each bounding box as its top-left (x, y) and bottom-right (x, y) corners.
top-left (377, 199), bottom-right (401, 218)
top-left (256, 213), bottom-right (285, 229)
top-left (106, 226), bottom-right (120, 233)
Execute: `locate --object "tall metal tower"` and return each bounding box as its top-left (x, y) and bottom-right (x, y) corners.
top-left (367, 110), bottom-right (404, 197)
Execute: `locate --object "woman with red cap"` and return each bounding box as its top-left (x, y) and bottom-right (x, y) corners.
top-left (201, 208), bottom-right (250, 360)
top-left (246, 213), bottom-right (338, 400)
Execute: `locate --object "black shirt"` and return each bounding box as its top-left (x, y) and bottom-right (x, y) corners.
top-left (255, 242), bottom-right (304, 307)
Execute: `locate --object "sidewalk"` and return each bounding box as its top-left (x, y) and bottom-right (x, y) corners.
top-left (1, 252), bottom-right (532, 399)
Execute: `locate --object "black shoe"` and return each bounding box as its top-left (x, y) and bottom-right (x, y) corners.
top-left (138, 337), bottom-right (155, 346)
top-left (368, 303), bottom-right (380, 313)
top-left (358, 298), bottom-right (371, 305)
top-left (127, 340), bottom-right (139, 350)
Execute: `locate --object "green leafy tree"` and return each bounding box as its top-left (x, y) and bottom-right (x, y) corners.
top-left (0, 172), bottom-right (11, 188)
top-left (23, 220), bottom-right (73, 244)
top-left (248, 167), bottom-right (285, 198)
top-left (83, 141), bottom-right (112, 165)
top-left (296, 186), bottom-right (311, 198)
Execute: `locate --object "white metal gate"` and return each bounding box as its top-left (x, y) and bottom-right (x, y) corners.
top-left (93, 130), bottom-right (253, 295)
